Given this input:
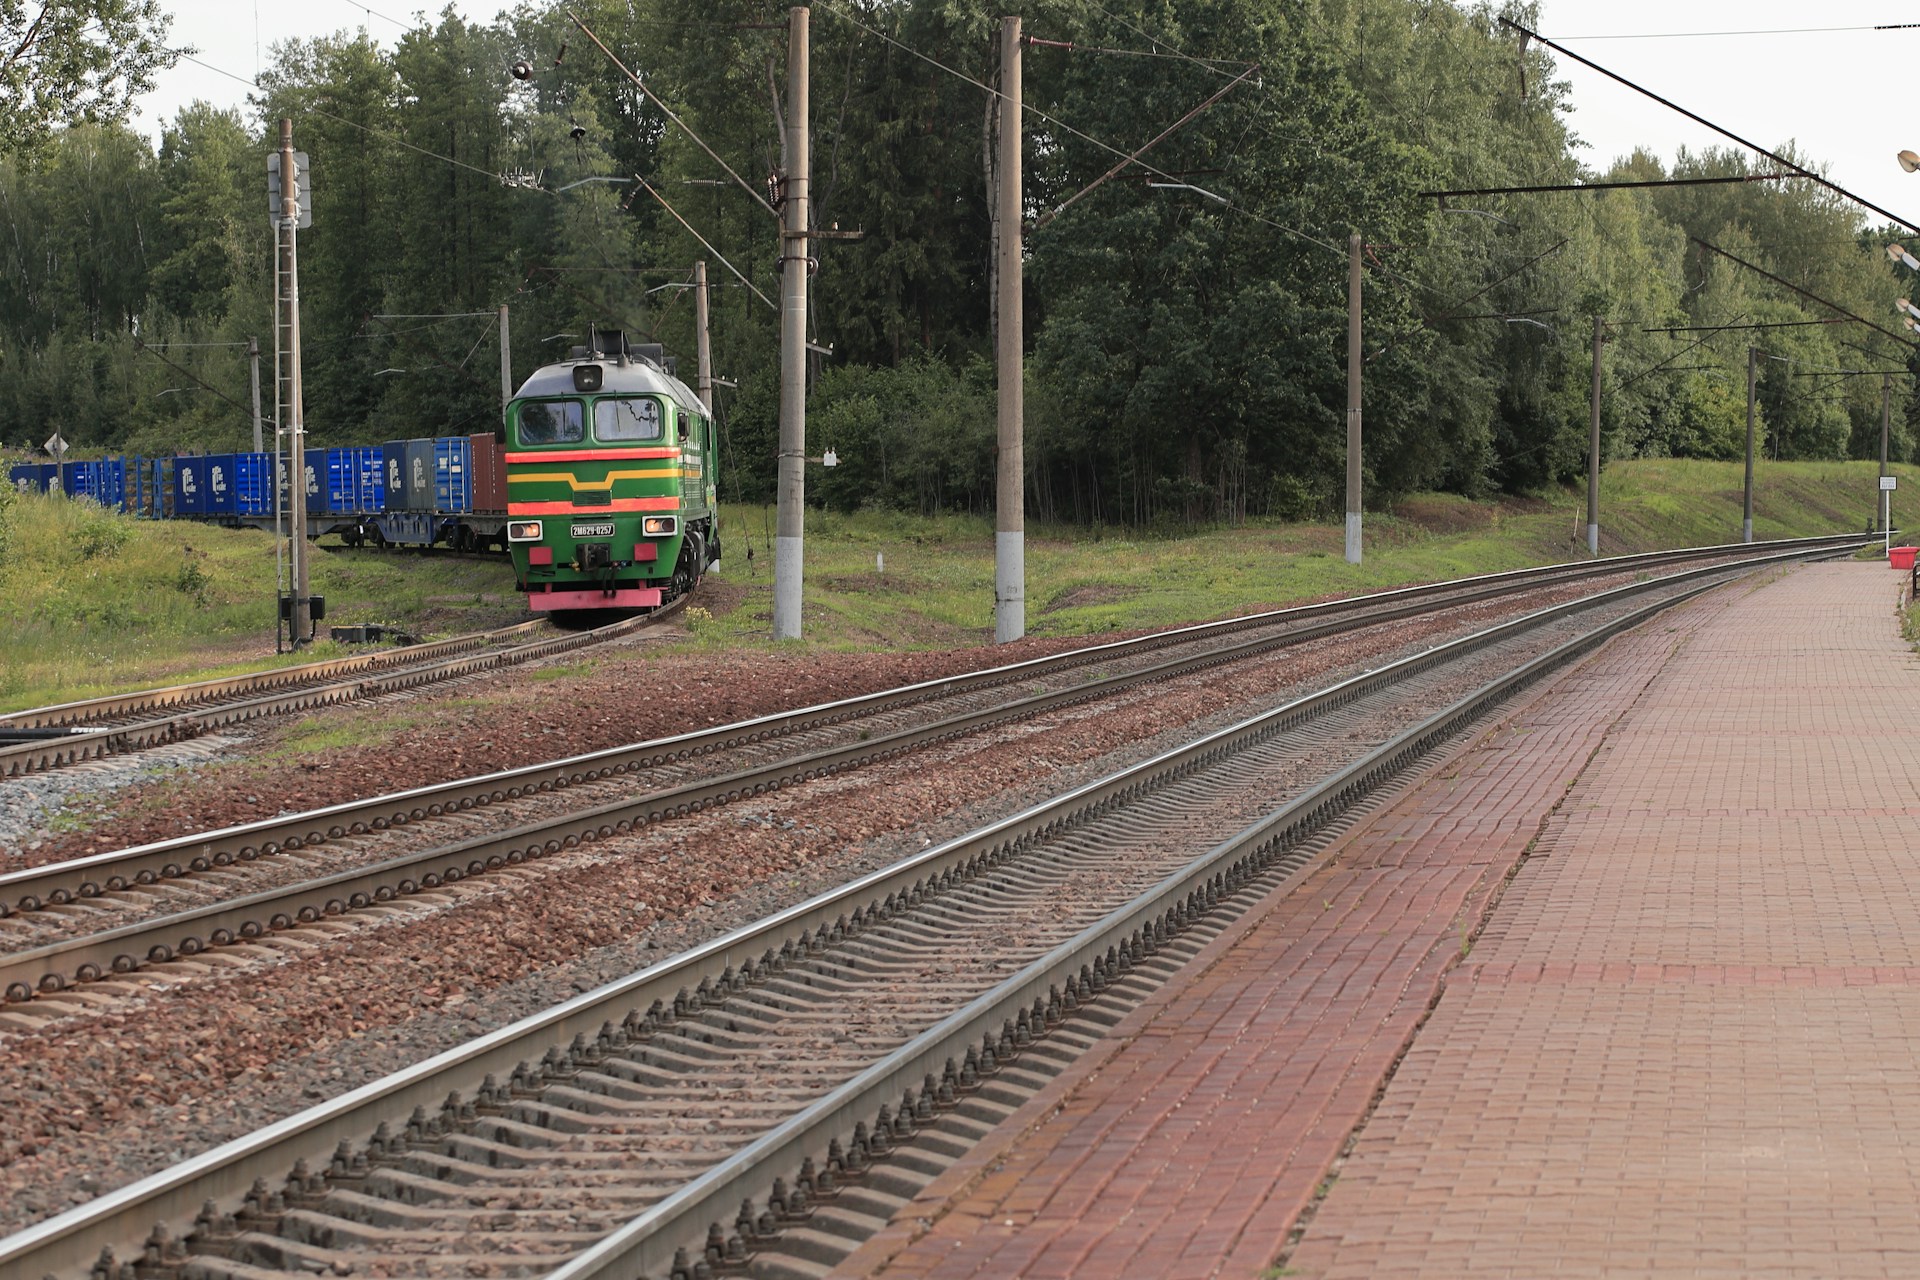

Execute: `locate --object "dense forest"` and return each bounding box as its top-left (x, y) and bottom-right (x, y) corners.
top-left (1, 0), bottom-right (1914, 525)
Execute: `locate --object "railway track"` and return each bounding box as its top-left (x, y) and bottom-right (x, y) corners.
top-left (0, 537), bottom-right (1851, 1005)
top-left (0, 538), bottom-right (1810, 1280)
top-left (0, 601), bottom-right (682, 778)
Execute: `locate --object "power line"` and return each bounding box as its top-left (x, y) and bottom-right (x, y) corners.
top-left (1647, 319), bottom-right (1849, 334)
top-left (1022, 35), bottom-right (1249, 74)
top-left (565, 9), bottom-right (779, 221)
top-left (1500, 18), bottom-right (1920, 236)
top-left (634, 178), bottom-right (776, 310)
top-left (134, 339), bottom-right (268, 425)
top-left (814, 0), bottom-right (1348, 262)
top-left (1423, 173), bottom-right (1790, 198)
top-left (1619, 312), bottom-right (1748, 389)
top-left (1552, 23), bottom-right (1920, 41)
top-left (1691, 237), bottom-right (1920, 350)
top-left (176, 51), bottom-right (510, 185)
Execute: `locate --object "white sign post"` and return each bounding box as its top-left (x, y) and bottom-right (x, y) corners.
top-left (1882, 474), bottom-right (1898, 554)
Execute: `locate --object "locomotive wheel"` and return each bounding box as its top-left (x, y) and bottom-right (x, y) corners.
top-left (669, 546), bottom-right (697, 601)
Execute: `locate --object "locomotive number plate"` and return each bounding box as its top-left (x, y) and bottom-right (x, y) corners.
top-left (570, 522), bottom-right (616, 538)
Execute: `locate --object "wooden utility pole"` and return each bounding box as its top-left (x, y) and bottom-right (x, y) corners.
top-left (498, 304), bottom-right (513, 419)
top-left (1587, 314), bottom-right (1602, 555)
top-left (1345, 232), bottom-right (1362, 565)
top-left (772, 5), bottom-right (810, 641)
top-left (1743, 345), bottom-right (1756, 543)
top-left (694, 261), bottom-right (714, 414)
top-left (279, 118), bottom-right (311, 645)
top-left (995, 16), bottom-right (1025, 642)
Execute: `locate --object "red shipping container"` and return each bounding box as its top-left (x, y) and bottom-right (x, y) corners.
top-left (469, 433), bottom-right (506, 513)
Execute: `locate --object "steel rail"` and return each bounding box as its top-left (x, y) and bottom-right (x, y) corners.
top-left (561, 562), bottom-right (1746, 1280)
top-left (0, 620), bottom-right (547, 730)
top-left (0, 538), bottom-right (1780, 1280)
top-left (0, 532), bottom-right (1862, 916)
top-left (0, 604), bottom-right (679, 778)
top-left (0, 545), bottom-right (1838, 999)
top-left (0, 553), bottom-right (1580, 915)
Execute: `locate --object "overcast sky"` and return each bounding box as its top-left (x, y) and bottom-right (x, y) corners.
top-left (135, 1), bottom-right (1920, 231)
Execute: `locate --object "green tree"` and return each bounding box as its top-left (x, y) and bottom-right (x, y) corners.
top-left (0, 0), bottom-right (179, 154)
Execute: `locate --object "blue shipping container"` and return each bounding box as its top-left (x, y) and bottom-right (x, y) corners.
top-left (381, 442), bottom-right (408, 513)
top-left (233, 452), bottom-right (274, 517)
top-left (9, 462), bottom-right (48, 493)
top-left (434, 436), bottom-right (471, 514)
top-left (174, 456), bottom-right (207, 515)
top-left (357, 446), bottom-right (386, 510)
top-left (401, 439), bottom-right (435, 512)
top-left (301, 448), bottom-right (325, 515)
top-left (101, 457), bottom-right (127, 510)
top-left (61, 459), bottom-right (99, 501)
top-left (146, 458), bottom-right (171, 517)
top-left (321, 448), bottom-right (355, 514)
top-left (204, 453), bottom-right (237, 515)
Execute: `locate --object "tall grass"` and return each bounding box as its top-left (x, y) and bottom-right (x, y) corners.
top-left (2, 457), bottom-right (1911, 708)
top-left (689, 459), bottom-right (1917, 650)
top-left (0, 493), bottom-right (520, 711)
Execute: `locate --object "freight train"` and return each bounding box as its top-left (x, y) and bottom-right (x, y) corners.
top-left (7, 332), bottom-right (720, 615)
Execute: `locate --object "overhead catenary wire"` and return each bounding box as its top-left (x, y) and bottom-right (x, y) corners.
top-left (1500, 18), bottom-right (1920, 236)
top-left (564, 9), bottom-right (780, 221)
top-left (1552, 23), bottom-right (1920, 41)
top-left (1618, 312), bottom-right (1749, 389)
top-left (1032, 63), bottom-right (1261, 232)
top-left (134, 339), bottom-right (272, 426)
top-left (813, 0), bottom-right (1350, 263)
top-left (1692, 237), bottom-right (1920, 350)
top-left (177, 52), bottom-right (510, 186)
top-left (166, 48), bottom-right (717, 388)
top-left (633, 179), bottom-right (776, 311)
top-left (1021, 36), bottom-right (1248, 72)
top-left (1647, 319), bottom-right (1849, 333)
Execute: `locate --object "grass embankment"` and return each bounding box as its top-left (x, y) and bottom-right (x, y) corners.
top-left (0, 457), bottom-right (1911, 712)
top-left (0, 490), bottom-right (522, 713)
top-left (691, 458), bottom-right (1917, 648)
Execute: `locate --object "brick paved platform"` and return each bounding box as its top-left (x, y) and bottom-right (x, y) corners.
top-left (839, 562), bottom-right (1915, 1279)
top-left (1281, 562), bottom-right (1920, 1279)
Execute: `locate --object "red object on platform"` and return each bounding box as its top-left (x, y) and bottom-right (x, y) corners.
top-left (1890, 546), bottom-right (1917, 570)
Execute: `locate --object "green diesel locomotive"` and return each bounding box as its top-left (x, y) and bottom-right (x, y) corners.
top-left (504, 330), bottom-right (720, 613)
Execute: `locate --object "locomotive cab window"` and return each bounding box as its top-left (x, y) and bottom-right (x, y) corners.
top-left (681, 416), bottom-right (701, 449)
top-left (518, 400), bottom-right (584, 445)
top-left (595, 397), bottom-right (663, 442)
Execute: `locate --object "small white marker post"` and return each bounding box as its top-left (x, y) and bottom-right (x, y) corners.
top-left (1882, 474), bottom-right (1898, 555)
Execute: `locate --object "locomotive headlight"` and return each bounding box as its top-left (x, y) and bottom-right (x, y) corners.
top-left (507, 520), bottom-right (543, 541)
top-left (643, 516), bottom-right (678, 536)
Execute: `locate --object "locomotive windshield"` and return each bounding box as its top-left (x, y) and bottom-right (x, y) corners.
top-left (518, 400), bottom-right (584, 445)
top-left (594, 397), bottom-right (663, 442)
